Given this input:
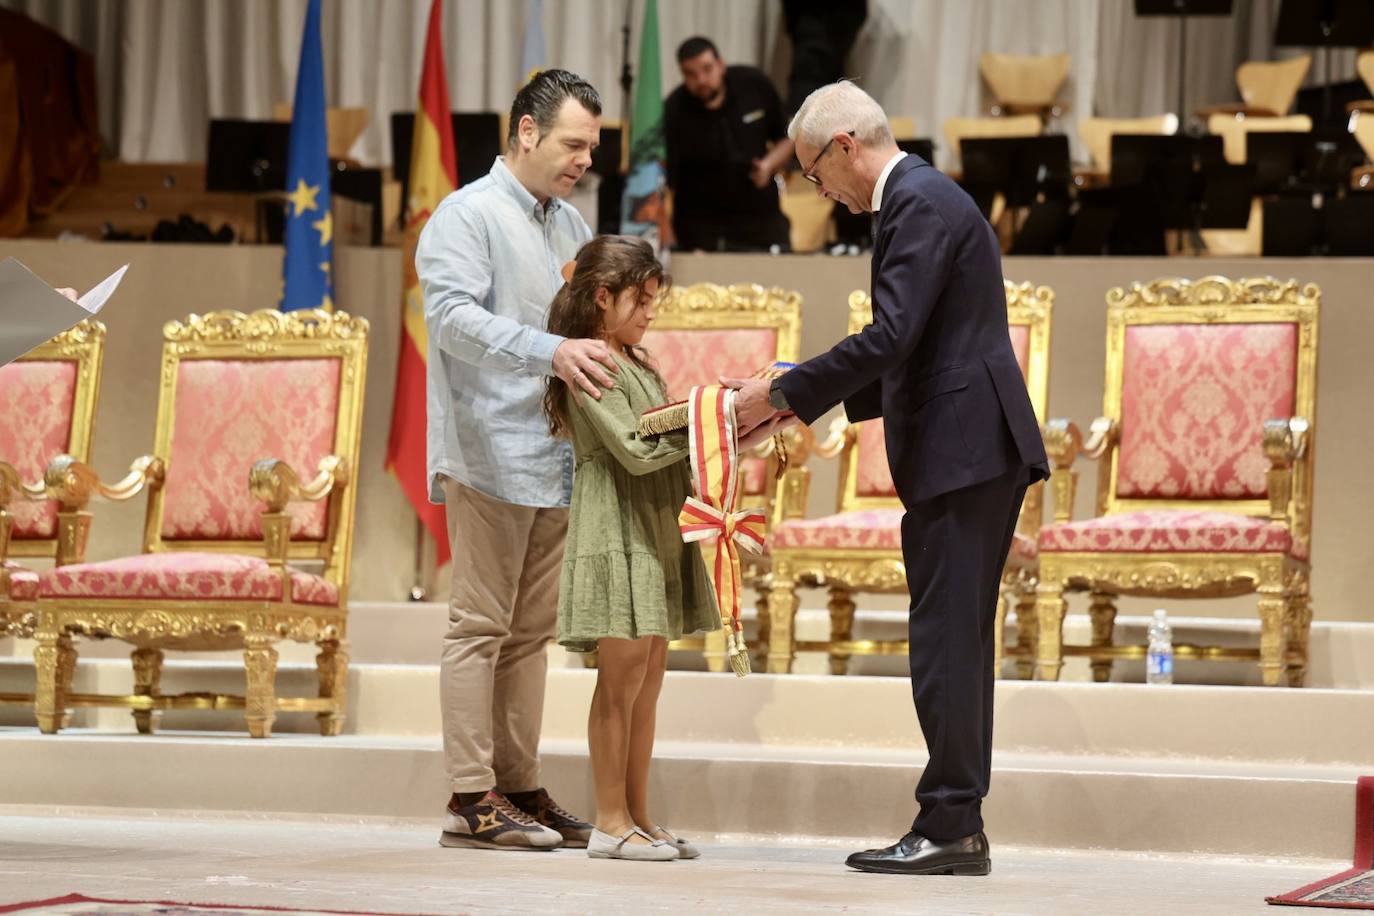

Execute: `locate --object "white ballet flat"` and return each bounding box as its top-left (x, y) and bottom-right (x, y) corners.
top-left (587, 827), bottom-right (678, 861)
top-left (653, 825), bottom-right (700, 860)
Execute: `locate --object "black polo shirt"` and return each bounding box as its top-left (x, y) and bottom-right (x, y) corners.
top-left (664, 65), bottom-right (790, 251)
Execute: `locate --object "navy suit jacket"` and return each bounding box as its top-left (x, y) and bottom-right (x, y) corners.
top-left (778, 154), bottom-right (1048, 507)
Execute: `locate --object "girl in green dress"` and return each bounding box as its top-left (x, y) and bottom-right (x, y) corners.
top-left (542, 235), bottom-right (778, 861)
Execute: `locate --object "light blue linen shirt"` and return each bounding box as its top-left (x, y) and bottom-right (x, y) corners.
top-left (417, 156), bottom-right (592, 507)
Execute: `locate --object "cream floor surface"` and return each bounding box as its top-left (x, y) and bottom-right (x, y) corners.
top-left (0, 811), bottom-right (1345, 916)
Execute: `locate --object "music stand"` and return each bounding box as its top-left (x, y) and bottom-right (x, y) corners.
top-left (1134, 0), bottom-right (1234, 124)
top-left (390, 111), bottom-right (502, 226)
top-left (1262, 194), bottom-right (1320, 256)
top-left (1275, 0), bottom-right (1374, 123)
top-left (897, 138), bottom-right (936, 164)
top-left (1324, 192), bottom-right (1374, 256)
top-left (1110, 133), bottom-right (1225, 230)
top-left (205, 120), bottom-right (291, 192)
top-left (330, 165), bottom-right (384, 246)
top-left (1198, 163), bottom-right (1254, 229)
top-left (961, 135), bottom-right (1072, 208)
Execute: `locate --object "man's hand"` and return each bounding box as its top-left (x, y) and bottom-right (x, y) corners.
top-left (749, 158), bottom-right (773, 190)
top-left (554, 339), bottom-right (618, 399)
top-left (56, 287), bottom-right (78, 302)
top-left (720, 376), bottom-right (777, 435)
top-left (738, 415), bottom-right (782, 451)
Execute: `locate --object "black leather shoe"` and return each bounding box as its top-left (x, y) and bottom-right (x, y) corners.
top-left (845, 830), bottom-right (991, 875)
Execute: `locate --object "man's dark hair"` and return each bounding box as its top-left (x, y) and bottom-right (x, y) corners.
top-left (507, 69), bottom-right (602, 149)
top-left (676, 37), bottom-right (719, 64)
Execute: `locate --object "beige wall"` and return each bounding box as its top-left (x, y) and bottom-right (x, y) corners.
top-left (5, 241), bottom-right (1371, 622)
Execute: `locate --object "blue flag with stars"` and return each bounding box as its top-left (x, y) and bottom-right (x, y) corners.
top-left (281, 0), bottom-right (333, 312)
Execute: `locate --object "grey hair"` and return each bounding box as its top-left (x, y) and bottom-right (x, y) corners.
top-left (787, 80), bottom-right (893, 149)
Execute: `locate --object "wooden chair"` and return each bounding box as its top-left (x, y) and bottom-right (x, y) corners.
top-left (1035, 277), bottom-right (1318, 687)
top-left (765, 282), bottom-right (1052, 675)
top-left (273, 104), bottom-right (370, 162)
top-left (1078, 115), bottom-right (1179, 173)
top-left (979, 52), bottom-right (1072, 120)
top-left (1198, 55), bottom-right (1311, 119)
top-left (1200, 114), bottom-right (1313, 256)
top-left (943, 115), bottom-right (1043, 170)
top-left (0, 320), bottom-right (105, 708)
top-left (640, 283), bottom-right (801, 671)
top-left (32, 309), bottom-right (368, 737)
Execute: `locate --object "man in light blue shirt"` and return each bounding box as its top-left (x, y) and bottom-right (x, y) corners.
top-left (418, 70), bottom-right (616, 853)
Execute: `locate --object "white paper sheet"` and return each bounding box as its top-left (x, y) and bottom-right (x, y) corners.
top-left (0, 258), bottom-right (128, 367)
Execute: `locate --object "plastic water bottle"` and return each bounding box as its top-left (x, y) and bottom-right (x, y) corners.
top-left (1146, 608), bottom-right (1174, 686)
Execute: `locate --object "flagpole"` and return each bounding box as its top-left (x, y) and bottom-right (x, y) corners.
top-left (619, 0), bottom-right (634, 137)
top-left (410, 517), bottom-right (428, 601)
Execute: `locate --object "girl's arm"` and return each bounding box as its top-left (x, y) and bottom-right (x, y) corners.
top-left (575, 381), bottom-right (691, 477)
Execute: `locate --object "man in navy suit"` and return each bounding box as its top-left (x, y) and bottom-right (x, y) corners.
top-left (728, 81), bottom-right (1048, 875)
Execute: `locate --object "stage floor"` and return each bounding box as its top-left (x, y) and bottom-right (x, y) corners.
top-left (0, 810), bottom-right (1342, 915)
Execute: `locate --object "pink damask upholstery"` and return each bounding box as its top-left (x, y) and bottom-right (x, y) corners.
top-left (1039, 509), bottom-right (1303, 558)
top-left (3, 561), bottom-right (39, 602)
top-left (161, 359), bottom-right (341, 541)
top-left (39, 552), bottom-right (339, 606)
top-left (773, 508), bottom-right (904, 551)
top-left (0, 361), bottom-right (77, 539)
top-left (643, 327), bottom-right (779, 496)
top-left (1117, 323), bottom-right (1296, 500)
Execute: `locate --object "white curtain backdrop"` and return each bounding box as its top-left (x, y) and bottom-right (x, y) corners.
top-left (2, 0), bottom-right (1362, 170)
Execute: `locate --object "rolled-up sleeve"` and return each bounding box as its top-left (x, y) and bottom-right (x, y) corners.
top-left (417, 203), bottom-right (564, 377)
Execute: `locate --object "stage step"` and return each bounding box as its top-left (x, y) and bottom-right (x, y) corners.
top-left (0, 727), bottom-right (1358, 861)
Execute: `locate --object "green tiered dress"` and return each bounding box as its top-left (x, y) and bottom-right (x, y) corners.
top-left (556, 356), bottom-right (719, 653)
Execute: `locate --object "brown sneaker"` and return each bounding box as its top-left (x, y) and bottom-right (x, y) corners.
top-left (506, 788), bottom-right (594, 849)
top-left (439, 790), bottom-right (562, 850)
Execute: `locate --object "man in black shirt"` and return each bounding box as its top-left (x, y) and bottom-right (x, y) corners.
top-left (664, 37), bottom-right (793, 252)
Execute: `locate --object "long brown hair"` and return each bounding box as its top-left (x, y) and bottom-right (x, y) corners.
top-left (543, 235), bottom-right (670, 438)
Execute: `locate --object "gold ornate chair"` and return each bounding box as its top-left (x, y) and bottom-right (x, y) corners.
top-left (640, 283), bottom-right (802, 671)
top-left (765, 282), bottom-right (1052, 675)
top-left (0, 320), bottom-right (105, 706)
top-left (1034, 277), bottom-right (1318, 687)
top-left (32, 309), bottom-right (368, 736)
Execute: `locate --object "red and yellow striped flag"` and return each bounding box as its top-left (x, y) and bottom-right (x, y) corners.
top-left (384, 0), bottom-right (455, 566)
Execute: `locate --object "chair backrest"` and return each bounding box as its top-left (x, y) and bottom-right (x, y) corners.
top-left (1236, 55), bottom-right (1311, 116)
top-left (641, 283), bottom-right (801, 512)
top-left (838, 282), bottom-right (1052, 513)
top-left (1100, 277), bottom-right (1318, 546)
top-left (1078, 115), bottom-right (1179, 172)
top-left (888, 116), bottom-right (919, 141)
top-left (145, 309), bottom-right (368, 597)
top-left (1352, 113), bottom-right (1374, 161)
top-left (1206, 113), bottom-right (1312, 165)
top-left (979, 52), bottom-right (1071, 109)
top-left (0, 320), bottom-right (104, 558)
top-left (273, 104), bottom-right (370, 161)
top-left (1360, 51), bottom-right (1374, 97)
top-left (942, 115), bottom-right (1042, 167)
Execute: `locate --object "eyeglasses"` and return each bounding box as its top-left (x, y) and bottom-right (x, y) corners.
top-left (802, 130), bottom-right (854, 188)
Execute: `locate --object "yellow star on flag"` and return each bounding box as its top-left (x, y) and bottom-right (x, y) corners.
top-left (287, 179), bottom-right (321, 218)
top-left (312, 210), bottom-right (333, 246)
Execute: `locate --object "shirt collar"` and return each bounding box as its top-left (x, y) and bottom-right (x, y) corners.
top-left (871, 150), bottom-right (909, 212)
top-left (491, 156), bottom-right (561, 220)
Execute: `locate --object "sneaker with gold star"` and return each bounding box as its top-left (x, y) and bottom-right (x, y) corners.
top-left (439, 790), bottom-right (561, 850)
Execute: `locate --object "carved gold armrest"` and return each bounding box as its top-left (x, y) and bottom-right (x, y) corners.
top-left (1263, 417), bottom-right (1309, 525)
top-left (1042, 418), bottom-right (1116, 524)
top-left (0, 460), bottom-right (47, 509)
top-left (44, 454), bottom-right (166, 510)
top-left (249, 455), bottom-right (350, 512)
top-left (814, 416), bottom-right (856, 460)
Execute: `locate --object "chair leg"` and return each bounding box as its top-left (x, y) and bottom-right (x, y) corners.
top-left (131, 648), bottom-right (164, 735)
top-left (1088, 592), bottom-right (1118, 683)
top-left (1034, 578), bottom-right (1068, 681)
top-left (1257, 566), bottom-right (1289, 688)
top-left (993, 591), bottom-right (1010, 680)
top-left (827, 585), bottom-right (856, 676)
top-left (766, 578), bottom-right (800, 674)
top-left (34, 626), bottom-right (74, 735)
top-left (1286, 588), bottom-right (1312, 688)
top-left (702, 628), bottom-right (728, 673)
top-left (753, 587), bottom-right (771, 667)
top-left (243, 632), bottom-right (279, 738)
top-left (1014, 590), bottom-right (1039, 680)
top-left (316, 638), bottom-right (349, 737)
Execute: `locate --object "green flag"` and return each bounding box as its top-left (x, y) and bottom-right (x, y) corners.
top-left (620, 0), bottom-right (671, 250)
